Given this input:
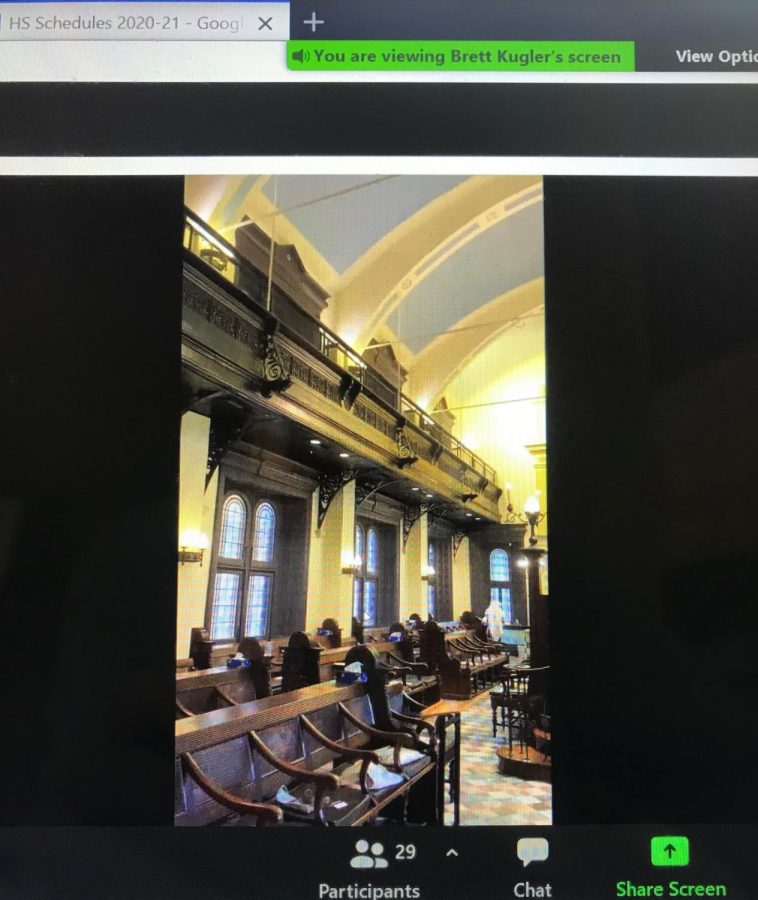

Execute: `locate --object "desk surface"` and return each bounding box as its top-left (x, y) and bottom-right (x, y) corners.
top-left (419, 699), bottom-right (471, 717)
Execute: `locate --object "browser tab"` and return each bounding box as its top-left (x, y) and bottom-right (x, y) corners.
top-left (0, 1), bottom-right (290, 41)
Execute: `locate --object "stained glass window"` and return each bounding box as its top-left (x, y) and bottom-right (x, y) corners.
top-left (363, 580), bottom-right (377, 626)
top-left (490, 548), bottom-right (510, 582)
top-left (353, 578), bottom-right (363, 621)
top-left (354, 524), bottom-right (364, 565)
top-left (252, 502), bottom-right (276, 563)
top-left (491, 586), bottom-right (513, 623)
top-left (210, 571), bottom-right (241, 640)
top-left (208, 492), bottom-right (280, 643)
top-left (219, 495), bottom-right (246, 559)
top-left (428, 542), bottom-right (438, 617)
top-left (367, 527), bottom-right (378, 573)
top-left (245, 573), bottom-right (273, 637)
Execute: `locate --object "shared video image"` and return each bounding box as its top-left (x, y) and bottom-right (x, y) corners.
top-left (175, 174), bottom-right (550, 827)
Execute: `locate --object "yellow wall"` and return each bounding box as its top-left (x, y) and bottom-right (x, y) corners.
top-left (452, 536), bottom-right (472, 618)
top-left (176, 412), bottom-right (215, 658)
top-left (175, 439), bottom-right (490, 644)
top-left (305, 480), bottom-right (356, 631)
top-left (399, 512), bottom-right (427, 620)
top-left (443, 313), bottom-right (547, 524)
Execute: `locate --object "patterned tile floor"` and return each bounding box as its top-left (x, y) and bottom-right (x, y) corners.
top-left (443, 690), bottom-right (552, 826)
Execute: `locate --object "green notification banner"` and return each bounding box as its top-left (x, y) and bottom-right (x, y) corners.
top-left (288, 40), bottom-right (635, 72)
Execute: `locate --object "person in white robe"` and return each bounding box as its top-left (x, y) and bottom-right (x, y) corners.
top-left (483, 597), bottom-right (505, 642)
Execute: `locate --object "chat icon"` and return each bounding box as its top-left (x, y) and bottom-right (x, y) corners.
top-left (516, 837), bottom-right (549, 867)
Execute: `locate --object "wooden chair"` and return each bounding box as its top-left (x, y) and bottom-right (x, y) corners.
top-left (175, 740), bottom-right (282, 826)
top-left (490, 666), bottom-right (550, 754)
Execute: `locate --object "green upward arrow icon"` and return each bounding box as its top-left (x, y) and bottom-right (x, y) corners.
top-left (651, 836), bottom-right (690, 867)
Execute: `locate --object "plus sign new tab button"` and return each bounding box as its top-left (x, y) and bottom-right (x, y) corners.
top-left (650, 836), bottom-right (690, 867)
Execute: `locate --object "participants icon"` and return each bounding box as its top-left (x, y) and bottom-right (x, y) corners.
top-left (350, 840), bottom-right (389, 869)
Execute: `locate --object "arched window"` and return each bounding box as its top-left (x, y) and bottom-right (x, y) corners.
top-left (427, 542), bottom-right (437, 618)
top-left (209, 494), bottom-right (277, 641)
top-left (354, 524), bottom-right (364, 567)
top-left (489, 547), bottom-right (512, 622)
top-left (219, 495), bottom-right (246, 559)
top-left (367, 527), bottom-right (379, 574)
top-left (353, 522), bottom-right (379, 627)
top-left (353, 525), bottom-right (364, 621)
top-left (490, 548), bottom-right (510, 582)
top-left (252, 502), bottom-right (276, 563)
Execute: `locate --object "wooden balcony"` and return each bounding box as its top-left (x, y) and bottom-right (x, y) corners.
top-left (181, 212), bottom-right (502, 523)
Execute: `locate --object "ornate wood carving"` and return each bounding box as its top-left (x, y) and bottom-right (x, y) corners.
top-left (339, 372), bottom-right (362, 411)
top-left (259, 324), bottom-right (292, 398)
top-left (429, 440), bottom-right (444, 465)
top-left (395, 426), bottom-right (418, 468)
top-left (184, 267), bottom-right (500, 514)
top-left (235, 221), bottom-right (330, 319)
top-left (402, 503), bottom-right (431, 547)
top-left (318, 469), bottom-right (360, 528)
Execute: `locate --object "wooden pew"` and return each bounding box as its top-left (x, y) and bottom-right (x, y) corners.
top-left (419, 620), bottom-right (509, 700)
top-left (176, 638), bottom-right (274, 718)
top-left (175, 649), bottom-right (442, 827)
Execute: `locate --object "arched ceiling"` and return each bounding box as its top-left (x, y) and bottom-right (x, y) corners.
top-left (386, 202), bottom-right (544, 355)
top-left (185, 173), bottom-right (544, 410)
top-left (261, 175), bottom-right (469, 274)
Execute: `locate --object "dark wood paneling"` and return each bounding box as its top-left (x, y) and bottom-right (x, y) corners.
top-left (429, 521), bottom-right (454, 622)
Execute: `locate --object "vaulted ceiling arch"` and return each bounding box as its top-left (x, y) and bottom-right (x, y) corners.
top-left (325, 175), bottom-right (542, 349)
top-left (406, 278), bottom-right (545, 410)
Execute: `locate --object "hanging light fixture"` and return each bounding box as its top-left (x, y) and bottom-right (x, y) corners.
top-left (504, 484), bottom-right (546, 546)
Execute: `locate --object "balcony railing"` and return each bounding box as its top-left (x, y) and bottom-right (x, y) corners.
top-left (183, 210), bottom-right (498, 486)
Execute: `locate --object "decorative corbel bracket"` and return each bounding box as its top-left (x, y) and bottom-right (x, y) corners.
top-left (206, 414), bottom-right (249, 488)
top-left (259, 322), bottom-right (292, 398)
top-left (339, 372), bottom-right (362, 411)
top-left (318, 469), bottom-right (360, 528)
top-left (395, 425), bottom-right (418, 469)
top-left (402, 502), bottom-right (431, 547)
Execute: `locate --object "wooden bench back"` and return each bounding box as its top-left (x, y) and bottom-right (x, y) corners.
top-left (176, 665), bottom-right (267, 717)
top-left (175, 675), bottom-right (409, 826)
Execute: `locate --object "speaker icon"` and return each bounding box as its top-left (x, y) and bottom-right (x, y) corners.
top-left (291, 48), bottom-right (311, 63)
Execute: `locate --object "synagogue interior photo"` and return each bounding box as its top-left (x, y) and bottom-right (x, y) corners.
top-left (175, 174), bottom-right (551, 827)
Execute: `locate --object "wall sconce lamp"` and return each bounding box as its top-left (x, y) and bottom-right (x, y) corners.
top-left (341, 552), bottom-right (362, 575)
top-left (179, 529), bottom-right (210, 565)
top-left (505, 484), bottom-right (546, 546)
top-left (421, 564), bottom-right (436, 581)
